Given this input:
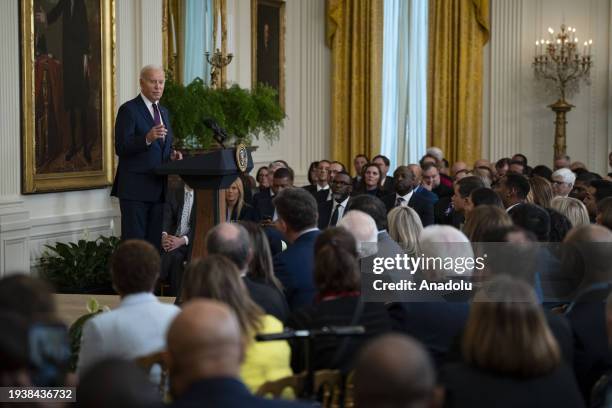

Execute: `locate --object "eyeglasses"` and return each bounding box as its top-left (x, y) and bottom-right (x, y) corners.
top-left (551, 180), bottom-right (568, 186)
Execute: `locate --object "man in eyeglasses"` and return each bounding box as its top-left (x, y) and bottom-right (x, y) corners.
top-left (551, 168), bottom-right (576, 197)
top-left (317, 171), bottom-right (353, 229)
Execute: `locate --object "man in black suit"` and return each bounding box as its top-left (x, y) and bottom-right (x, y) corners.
top-left (303, 160), bottom-right (331, 203)
top-left (167, 300), bottom-right (308, 408)
top-left (110, 65), bottom-right (182, 249)
top-left (352, 154), bottom-right (369, 189)
top-left (494, 173), bottom-right (530, 214)
top-left (372, 155), bottom-right (394, 193)
top-left (435, 176), bottom-right (485, 227)
top-left (161, 182), bottom-right (196, 296)
top-left (206, 223), bottom-right (289, 323)
top-left (421, 163), bottom-right (453, 200)
top-left (381, 166), bottom-right (434, 226)
top-left (253, 167), bottom-right (293, 221)
top-left (318, 171), bottom-right (353, 229)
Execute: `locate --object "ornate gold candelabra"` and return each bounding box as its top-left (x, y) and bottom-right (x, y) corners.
top-left (205, 49), bottom-right (233, 89)
top-left (533, 24), bottom-right (593, 161)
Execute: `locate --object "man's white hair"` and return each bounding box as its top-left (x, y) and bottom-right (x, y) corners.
top-left (419, 225), bottom-right (473, 280)
top-left (552, 168), bottom-right (576, 186)
top-left (140, 64), bottom-right (164, 79)
top-left (426, 147), bottom-right (444, 162)
top-left (338, 210), bottom-right (378, 258)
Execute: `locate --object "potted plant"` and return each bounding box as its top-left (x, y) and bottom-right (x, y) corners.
top-left (39, 235), bottom-right (119, 294)
top-left (161, 77), bottom-right (285, 150)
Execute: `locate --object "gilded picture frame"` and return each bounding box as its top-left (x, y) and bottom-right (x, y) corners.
top-left (251, 0), bottom-right (285, 109)
top-left (20, 0), bottom-right (115, 194)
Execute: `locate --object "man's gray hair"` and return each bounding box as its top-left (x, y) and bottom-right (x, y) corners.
top-left (426, 147), bottom-right (444, 162)
top-left (205, 223), bottom-right (251, 271)
top-left (552, 168), bottom-right (576, 186)
top-left (140, 64), bottom-right (164, 79)
top-left (338, 210), bottom-right (378, 258)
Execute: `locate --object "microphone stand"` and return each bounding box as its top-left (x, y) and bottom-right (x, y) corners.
top-left (256, 326), bottom-right (365, 400)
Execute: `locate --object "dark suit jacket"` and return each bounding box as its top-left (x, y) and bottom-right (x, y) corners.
top-left (163, 185), bottom-right (196, 249)
top-left (111, 95), bottom-right (173, 202)
top-left (381, 175), bottom-right (395, 193)
top-left (303, 184), bottom-right (330, 203)
top-left (227, 203), bottom-right (258, 222)
top-left (170, 378), bottom-right (310, 408)
top-left (317, 198), bottom-right (349, 230)
top-left (253, 189), bottom-right (275, 220)
top-left (273, 230), bottom-right (320, 312)
top-left (243, 276), bottom-right (289, 323)
top-left (381, 192), bottom-right (435, 226)
top-left (433, 183), bottom-right (453, 199)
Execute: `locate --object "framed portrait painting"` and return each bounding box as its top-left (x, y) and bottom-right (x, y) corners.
top-left (251, 0), bottom-right (285, 109)
top-left (20, 0), bottom-right (115, 193)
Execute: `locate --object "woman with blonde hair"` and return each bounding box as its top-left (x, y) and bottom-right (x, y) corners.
top-left (551, 196), bottom-right (590, 228)
top-left (387, 206), bottom-right (423, 256)
top-left (442, 275), bottom-right (584, 407)
top-left (181, 255), bottom-right (291, 391)
top-left (225, 177), bottom-right (257, 222)
top-left (527, 176), bottom-right (554, 208)
top-left (462, 205), bottom-right (513, 242)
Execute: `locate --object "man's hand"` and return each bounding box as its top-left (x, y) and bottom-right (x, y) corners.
top-left (421, 179), bottom-right (434, 191)
top-left (162, 234), bottom-right (186, 252)
top-left (170, 149), bottom-right (183, 161)
top-left (146, 124), bottom-right (167, 144)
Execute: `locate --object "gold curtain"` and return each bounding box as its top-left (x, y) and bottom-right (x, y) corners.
top-left (163, 0), bottom-right (183, 83)
top-left (326, 0), bottom-right (383, 168)
top-left (427, 0), bottom-right (489, 165)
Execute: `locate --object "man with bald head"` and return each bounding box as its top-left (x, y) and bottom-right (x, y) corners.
top-left (451, 161), bottom-right (468, 178)
top-left (354, 334), bottom-right (442, 408)
top-left (206, 223), bottom-right (288, 322)
top-left (111, 65), bottom-right (183, 249)
top-left (168, 300), bottom-right (307, 407)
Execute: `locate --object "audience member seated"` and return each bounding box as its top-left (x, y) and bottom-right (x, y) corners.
top-left (381, 165), bottom-right (434, 226)
top-left (571, 170), bottom-right (599, 202)
top-left (180, 256), bottom-right (292, 392)
top-left (532, 164), bottom-right (554, 181)
top-left (337, 209), bottom-right (379, 258)
top-left (527, 176), bottom-right (554, 208)
top-left (551, 196), bottom-right (590, 228)
top-left (225, 177), bottom-right (258, 222)
top-left (596, 197), bottom-right (612, 229)
top-left (353, 162), bottom-right (386, 198)
top-left (287, 227), bottom-right (392, 373)
top-left (451, 161), bottom-right (468, 179)
top-left (306, 161), bottom-right (319, 186)
top-left (76, 358), bottom-right (161, 408)
top-left (495, 173), bottom-right (530, 213)
top-left (562, 225), bottom-right (612, 402)
top-left (437, 176), bottom-right (485, 228)
top-left (465, 187), bottom-right (503, 215)
top-left (463, 205), bottom-right (513, 242)
top-left (77, 240), bottom-right (180, 377)
top-left (441, 276), bottom-right (585, 408)
top-left (205, 222), bottom-right (288, 323)
top-left (352, 154), bottom-right (369, 189)
top-left (0, 311), bottom-right (31, 388)
top-left (328, 160), bottom-right (345, 181)
top-left (318, 171), bottom-right (352, 229)
top-left (161, 181), bottom-right (195, 296)
top-left (255, 166), bottom-right (271, 192)
top-left (372, 155), bottom-right (394, 192)
top-left (0, 274), bottom-right (57, 323)
top-left (166, 299), bottom-right (307, 407)
top-left (272, 188), bottom-right (320, 311)
top-left (303, 159), bottom-right (331, 203)
top-left (253, 167), bottom-right (294, 221)
top-left (387, 206), bottom-right (423, 256)
top-left (585, 180), bottom-right (612, 222)
top-left (552, 168), bottom-right (576, 198)
top-left (409, 163), bottom-right (439, 203)
top-left (546, 207), bottom-right (573, 242)
top-left (495, 157), bottom-right (511, 180)
top-left (571, 161), bottom-right (588, 172)
top-left (354, 334), bottom-right (442, 408)
top-left (421, 162), bottom-right (453, 199)
top-left (239, 220), bottom-right (287, 294)
top-left (509, 204), bottom-right (550, 242)
top-left (387, 226), bottom-right (471, 368)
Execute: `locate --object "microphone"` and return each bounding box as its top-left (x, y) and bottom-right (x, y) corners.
top-left (203, 118), bottom-right (227, 148)
top-left (255, 326), bottom-right (365, 342)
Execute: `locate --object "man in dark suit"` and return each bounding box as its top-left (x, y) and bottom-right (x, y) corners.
top-left (381, 166), bottom-right (434, 226)
top-left (421, 163), bottom-right (453, 200)
top-left (111, 65), bottom-right (182, 250)
top-left (352, 154), bottom-right (369, 189)
top-left (303, 160), bottom-right (331, 203)
top-left (167, 300), bottom-right (308, 408)
top-left (273, 188), bottom-right (320, 311)
top-left (206, 223), bottom-right (289, 323)
top-left (253, 167), bottom-right (293, 221)
top-left (372, 155), bottom-right (395, 193)
top-left (161, 182), bottom-right (196, 296)
top-left (318, 171), bottom-right (353, 229)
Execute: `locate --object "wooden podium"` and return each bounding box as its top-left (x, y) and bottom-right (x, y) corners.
top-left (155, 147), bottom-right (253, 258)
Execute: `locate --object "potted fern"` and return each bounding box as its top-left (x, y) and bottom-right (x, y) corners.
top-left (161, 77), bottom-right (285, 150)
